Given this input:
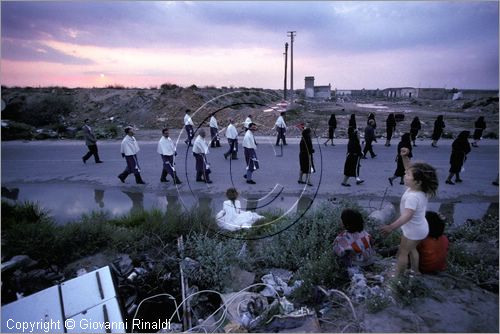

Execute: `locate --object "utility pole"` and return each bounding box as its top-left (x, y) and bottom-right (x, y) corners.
top-left (283, 42), bottom-right (288, 100)
top-left (287, 31), bottom-right (296, 102)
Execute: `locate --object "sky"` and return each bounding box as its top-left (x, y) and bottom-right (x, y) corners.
top-left (1, 1), bottom-right (499, 90)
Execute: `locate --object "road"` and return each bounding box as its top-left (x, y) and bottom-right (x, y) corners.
top-left (2, 135), bottom-right (498, 203)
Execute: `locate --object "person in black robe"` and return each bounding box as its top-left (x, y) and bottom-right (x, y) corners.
top-left (323, 114), bottom-right (337, 146)
top-left (472, 116), bottom-right (486, 147)
top-left (410, 116), bottom-right (421, 147)
top-left (431, 115), bottom-right (445, 147)
top-left (388, 133), bottom-right (413, 186)
top-left (342, 127), bottom-right (364, 186)
top-left (385, 113), bottom-right (396, 146)
top-left (367, 112), bottom-right (377, 129)
top-left (445, 131), bottom-right (471, 185)
top-left (298, 128), bottom-right (315, 186)
top-left (348, 114), bottom-right (357, 131)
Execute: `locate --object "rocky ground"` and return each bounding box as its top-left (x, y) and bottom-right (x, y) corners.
top-left (1, 86), bottom-right (498, 141)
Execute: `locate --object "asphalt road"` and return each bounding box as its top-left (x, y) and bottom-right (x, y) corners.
top-left (2, 135), bottom-right (498, 205)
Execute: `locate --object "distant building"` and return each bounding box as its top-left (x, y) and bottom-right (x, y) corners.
top-left (383, 87), bottom-right (418, 98)
top-left (304, 76), bottom-right (331, 99)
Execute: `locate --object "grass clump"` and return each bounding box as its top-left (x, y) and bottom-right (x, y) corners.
top-left (184, 233), bottom-right (248, 291)
top-left (388, 273), bottom-right (431, 306)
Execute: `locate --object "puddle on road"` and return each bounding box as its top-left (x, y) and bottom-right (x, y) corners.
top-left (1, 184), bottom-right (495, 226)
top-left (1, 183), bottom-right (320, 224)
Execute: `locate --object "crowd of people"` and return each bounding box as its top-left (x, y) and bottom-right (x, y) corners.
top-left (80, 110), bottom-right (491, 279)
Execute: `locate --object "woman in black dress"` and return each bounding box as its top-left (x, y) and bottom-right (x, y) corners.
top-left (445, 131), bottom-right (471, 185)
top-left (348, 114), bottom-right (357, 131)
top-left (472, 116), bottom-right (486, 147)
top-left (298, 128), bottom-right (315, 186)
top-left (342, 127), bottom-right (364, 186)
top-left (410, 116), bottom-right (421, 147)
top-left (388, 133), bottom-right (413, 186)
top-left (385, 113), bottom-right (396, 146)
top-left (431, 115), bottom-right (445, 147)
top-left (324, 113), bottom-right (337, 146)
top-left (367, 112), bottom-right (377, 129)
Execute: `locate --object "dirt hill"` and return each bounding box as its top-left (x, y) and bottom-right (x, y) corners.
top-left (1, 86), bottom-right (498, 140)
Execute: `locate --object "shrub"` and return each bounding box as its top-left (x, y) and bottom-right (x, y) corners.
top-left (184, 233), bottom-right (248, 291)
top-left (462, 101), bottom-right (474, 109)
top-left (1, 121), bottom-right (34, 140)
top-left (388, 273), bottom-right (431, 306)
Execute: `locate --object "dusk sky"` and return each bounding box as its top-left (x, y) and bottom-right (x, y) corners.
top-left (1, 1), bottom-right (498, 90)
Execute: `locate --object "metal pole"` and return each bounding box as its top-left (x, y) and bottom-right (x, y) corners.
top-left (287, 31), bottom-right (296, 103)
top-left (284, 42), bottom-right (288, 100)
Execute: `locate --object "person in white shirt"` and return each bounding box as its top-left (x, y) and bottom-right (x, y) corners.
top-left (224, 118), bottom-right (239, 160)
top-left (183, 109), bottom-right (194, 146)
top-left (243, 114), bottom-right (252, 131)
top-left (243, 123), bottom-right (258, 184)
top-left (157, 128), bottom-right (182, 184)
top-left (118, 127), bottom-right (145, 184)
top-left (216, 188), bottom-right (264, 231)
top-left (192, 129), bottom-right (212, 183)
top-left (274, 112), bottom-right (287, 146)
top-left (209, 113), bottom-right (221, 148)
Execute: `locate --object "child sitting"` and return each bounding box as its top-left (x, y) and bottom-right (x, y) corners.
top-left (333, 209), bottom-right (375, 267)
top-left (216, 188), bottom-right (264, 231)
top-left (417, 211), bottom-right (449, 273)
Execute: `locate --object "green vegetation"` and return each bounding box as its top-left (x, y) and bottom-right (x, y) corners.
top-left (3, 198), bottom-right (498, 310)
top-left (447, 214), bottom-right (499, 291)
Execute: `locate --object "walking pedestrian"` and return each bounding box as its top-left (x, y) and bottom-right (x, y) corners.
top-left (118, 127), bottom-right (145, 184)
top-left (243, 114), bottom-right (253, 131)
top-left (298, 127), bottom-right (315, 186)
top-left (362, 120), bottom-right (377, 159)
top-left (380, 149), bottom-right (439, 276)
top-left (184, 109), bottom-right (194, 146)
top-left (274, 111), bottom-right (287, 146)
top-left (324, 113), bottom-right (337, 146)
top-left (385, 113), bottom-right (396, 146)
top-left (348, 114), bottom-right (357, 131)
top-left (192, 129), bottom-right (212, 183)
top-left (367, 112), bottom-right (377, 129)
top-left (224, 118), bottom-right (239, 160)
top-left (243, 123), bottom-right (259, 184)
top-left (472, 116), bottom-right (486, 147)
top-left (445, 131), bottom-right (471, 185)
top-left (410, 116), bottom-right (421, 147)
top-left (157, 128), bottom-right (182, 184)
top-left (209, 112), bottom-right (221, 148)
top-left (431, 115), bottom-right (445, 147)
top-left (388, 133), bottom-right (413, 186)
top-left (81, 118), bottom-right (103, 164)
top-left (342, 127), bottom-right (364, 186)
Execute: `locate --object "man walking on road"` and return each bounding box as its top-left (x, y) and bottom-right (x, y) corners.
top-left (193, 129), bottom-right (212, 183)
top-left (209, 112), bottom-right (221, 148)
top-left (275, 111), bottom-right (287, 146)
top-left (184, 109), bottom-right (195, 146)
top-left (157, 128), bottom-right (182, 184)
top-left (82, 118), bottom-right (103, 164)
top-left (224, 118), bottom-right (239, 160)
top-left (118, 127), bottom-right (145, 184)
top-left (243, 123), bottom-right (259, 184)
top-left (362, 120), bottom-right (377, 159)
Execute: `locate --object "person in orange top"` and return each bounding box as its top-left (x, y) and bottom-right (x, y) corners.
top-left (417, 211), bottom-right (449, 273)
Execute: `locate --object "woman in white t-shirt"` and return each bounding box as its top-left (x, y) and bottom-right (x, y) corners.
top-left (216, 188), bottom-right (263, 231)
top-left (380, 148), bottom-right (439, 276)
